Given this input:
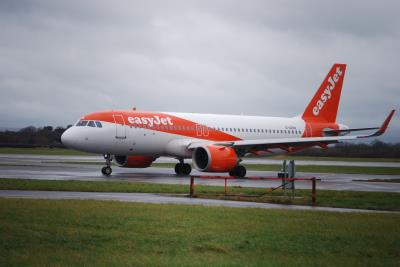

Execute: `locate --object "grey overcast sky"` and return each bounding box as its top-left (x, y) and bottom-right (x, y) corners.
top-left (0, 0), bottom-right (399, 142)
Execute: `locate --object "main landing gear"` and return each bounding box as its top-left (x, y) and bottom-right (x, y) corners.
top-left (229, 165), bottom-right (246, 178)
top-left (175, 160), bottom-right (192, 176)
top-left (101, 154), bottom-right (113, 176)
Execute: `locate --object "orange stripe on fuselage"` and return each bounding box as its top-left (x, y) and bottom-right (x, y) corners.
top-left (82, 110), bottom-right (242, 142)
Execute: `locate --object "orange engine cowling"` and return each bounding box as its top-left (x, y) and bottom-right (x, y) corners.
top-left (114, 155), bottom-right (155, 168)
top-left (192, 145), bottom-right (238, 172)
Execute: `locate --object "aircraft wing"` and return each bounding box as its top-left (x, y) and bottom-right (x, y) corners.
top-left (187, 110), bottom-right (395, 154)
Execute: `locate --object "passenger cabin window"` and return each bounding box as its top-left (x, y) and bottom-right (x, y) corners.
top-left (95, 121), bottom-right (102, 128)
top-left (76, 120), bottom-right (88, 127)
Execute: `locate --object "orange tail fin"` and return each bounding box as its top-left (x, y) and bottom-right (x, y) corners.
top-left (302, 63), bottom-right (347, 123)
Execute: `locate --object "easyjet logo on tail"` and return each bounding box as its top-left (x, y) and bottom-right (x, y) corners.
top-left (312, 66), bottom-right (343, 116)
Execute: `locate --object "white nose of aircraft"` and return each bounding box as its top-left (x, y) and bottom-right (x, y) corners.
top-left (61, 128), bottom-right (76, 149)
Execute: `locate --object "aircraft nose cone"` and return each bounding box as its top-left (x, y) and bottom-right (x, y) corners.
top-left (61, 128), bottom-right (74, 148)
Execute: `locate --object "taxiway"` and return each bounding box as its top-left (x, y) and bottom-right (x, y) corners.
top-left (0, 154), bottom-right (399, 192)
top-left (0, 190), bottom-right (396, 213)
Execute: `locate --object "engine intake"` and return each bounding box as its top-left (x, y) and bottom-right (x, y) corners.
top-left (115, 155), bottom-right (155, 168)
top-left (192, 145), bottom-right (238, 172)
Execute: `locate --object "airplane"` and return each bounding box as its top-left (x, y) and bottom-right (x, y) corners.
top-left (61, 63), bottom-right (395, 177)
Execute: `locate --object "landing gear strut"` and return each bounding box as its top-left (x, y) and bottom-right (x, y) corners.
top-left (175, 159), bottom-right (192, 176)
top-left (229, 165), bottom-right (246, 178)
top-left (101, 154), bottom-right (113, 176)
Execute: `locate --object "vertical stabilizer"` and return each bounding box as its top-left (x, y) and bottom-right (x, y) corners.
top-left (302, 64), bottom-right (346, 123)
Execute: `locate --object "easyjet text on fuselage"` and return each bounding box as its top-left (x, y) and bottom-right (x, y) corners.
top-left (127, 116), bottom-right (173, 127)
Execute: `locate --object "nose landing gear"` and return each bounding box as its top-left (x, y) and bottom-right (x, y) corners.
top-left (101, 154), bottom-right (113, 176)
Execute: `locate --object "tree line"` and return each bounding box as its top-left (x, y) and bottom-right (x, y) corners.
top-left (293, 141), bottom-right (400, 158)
top-left (0, 126), bottom-right (399, 158)
top-left (0, 125), bottom-right (71, 148)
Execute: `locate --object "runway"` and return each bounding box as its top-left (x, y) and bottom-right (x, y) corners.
top-left (2, 154), bottom-right (400, 167)
top-left (1, 154), bottom-right (400, 192)
top-left (0, 190), bottom-right (396, 214)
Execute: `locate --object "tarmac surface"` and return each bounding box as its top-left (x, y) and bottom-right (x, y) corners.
top-left (2, 154), bottom-right (400, 167)
top-left (0, 190), bottom-right (397, 214)
top-left (0, 154), bottom-right (399, 192)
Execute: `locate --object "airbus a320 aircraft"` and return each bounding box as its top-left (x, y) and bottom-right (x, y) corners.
top-left (61, 64), bottom-right (395, 177)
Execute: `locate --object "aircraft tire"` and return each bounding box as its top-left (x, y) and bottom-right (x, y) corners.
top-left (175, 163), bottom-right (192, 176)
top-left (182, 163), bottom-right (192, 175)
top-left (175, 163), bottom-right (184, 176)
top-left (236, 165), bottom-right (246, 178)
top-left (229, 165), bottom-right (246, 178)
top-left (102, 166), bottom-right (112, 176)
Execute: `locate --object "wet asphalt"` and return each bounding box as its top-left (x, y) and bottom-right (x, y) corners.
top-left (0, 154), bottom-right (399, 192)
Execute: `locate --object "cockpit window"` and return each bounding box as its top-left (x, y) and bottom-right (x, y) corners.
top-left (76, 120), bottom-right (88, 127)
top-left (95, 121), bottom-right (102, 128)
top-left (87, 121), bottom-right (96, 127)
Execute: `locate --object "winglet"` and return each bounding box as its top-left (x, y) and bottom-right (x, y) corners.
top-left (368, 109), bottom-right (395, 137)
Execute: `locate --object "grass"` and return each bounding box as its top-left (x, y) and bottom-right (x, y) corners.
top-left (1, 178), bottom-right (399, 211)
top-left (1, 147), bottom-right (400, 162)
top-left (0, 198), bottom-right (399, 266)
top-left (152, 163), bottom-right (400, 175)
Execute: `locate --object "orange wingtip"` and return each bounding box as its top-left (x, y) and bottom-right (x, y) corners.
top-left (376, 109), bottom-right (395, 135)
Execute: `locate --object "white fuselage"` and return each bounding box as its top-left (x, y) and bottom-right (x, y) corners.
top-left (62, 112), bottom-right (306, 158)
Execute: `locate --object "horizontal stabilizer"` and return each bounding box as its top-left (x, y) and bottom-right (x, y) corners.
top-left (323, 127), bottom-right (379, 135)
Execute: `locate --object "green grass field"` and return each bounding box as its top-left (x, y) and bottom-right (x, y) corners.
top-left (0, 198), bottom-right (399, 266)
top-left (1, 178), bottom-right (399, 211)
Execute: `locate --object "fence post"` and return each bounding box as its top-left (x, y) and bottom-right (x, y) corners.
top-left (311, 177), bottom-right (316, 204)
top-left (190, 176), bottom-right (194, 197)
top-left (224, 178), bottom-right (227, 195)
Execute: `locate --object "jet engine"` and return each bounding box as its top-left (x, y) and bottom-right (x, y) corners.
top-left (192, 145), bottom-right (239, 172)
top-left (114, 155), bottom-right (155, 168)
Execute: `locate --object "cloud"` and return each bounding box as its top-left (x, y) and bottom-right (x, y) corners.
top-left (0, 0), bottom-right (399, 142)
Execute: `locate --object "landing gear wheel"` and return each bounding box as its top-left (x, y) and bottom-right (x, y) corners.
top-left (175, 163), bottom-right (183, 175)
top-left (101, 166), bottom-right (112, 176)
top-left (175, 163), bottom-right (192, 176)
top-left (236, 165), bottom-right (246, 178)
top-left (101, 154), bottom-right (113, 176)
top-left (229, 165), bottom-right (246, 178)
top-left (182, 163), bottom-right (192, 175)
